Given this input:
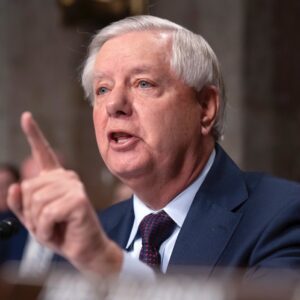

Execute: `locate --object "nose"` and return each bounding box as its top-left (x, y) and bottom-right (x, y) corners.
top-left (106, 86), bottom-right (132, 118)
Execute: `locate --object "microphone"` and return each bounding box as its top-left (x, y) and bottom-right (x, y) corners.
top-left (0, 217), bottom-right (20, 239)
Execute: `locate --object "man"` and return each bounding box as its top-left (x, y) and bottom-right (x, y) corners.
top-left (7, 15), bottom-right (300, 281)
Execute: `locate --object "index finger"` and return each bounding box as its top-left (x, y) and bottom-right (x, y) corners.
top-left (21, 111), bottom-right (61, 172)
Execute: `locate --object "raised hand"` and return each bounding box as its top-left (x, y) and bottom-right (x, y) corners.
top-left (7, 112), bottom-right (122, 275)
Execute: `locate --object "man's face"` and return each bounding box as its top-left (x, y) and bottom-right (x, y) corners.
top-left (92, 31), bottom-right (204, 184)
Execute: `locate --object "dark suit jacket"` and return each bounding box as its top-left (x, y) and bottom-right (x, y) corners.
top-left (100, 144), bottom-right (300, 279)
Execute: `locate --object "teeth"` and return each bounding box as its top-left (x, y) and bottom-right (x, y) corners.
top-left (112, 132), bottom-right (132, 143)
top-left (116, 136), bottom-right (129, 143)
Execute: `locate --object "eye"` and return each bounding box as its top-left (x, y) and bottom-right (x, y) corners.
top-left (138, 80), bottom-right (153, 89)
top-left (96, 86), bottom-right (109, 95)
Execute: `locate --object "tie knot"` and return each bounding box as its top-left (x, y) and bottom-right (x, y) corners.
top-left (139, 210), bottom-right (175, 248)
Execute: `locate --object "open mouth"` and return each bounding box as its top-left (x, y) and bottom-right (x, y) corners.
top-left (110, 132), bottom-right (134, 144)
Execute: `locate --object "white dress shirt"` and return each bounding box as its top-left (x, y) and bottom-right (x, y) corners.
top-left (123, 150), bottom-right (215, 274)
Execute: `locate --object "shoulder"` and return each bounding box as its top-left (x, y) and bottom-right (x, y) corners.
top-left (238, 172), bottom-right (300, 235)
top-left (244, 172), bottom-right (300, 206)
top-left (213, 144), bottom-right (300, 216)
top-left (239, 174), bottom-right (300, 269)
top-left (214, 143), bottom-right (300, 210)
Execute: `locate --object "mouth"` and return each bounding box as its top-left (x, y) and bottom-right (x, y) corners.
top-left (109, 131), bottom-right (135, 144)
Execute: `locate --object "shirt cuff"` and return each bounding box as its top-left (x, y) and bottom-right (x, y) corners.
top-left (119, 251), bottom-right (156, 282)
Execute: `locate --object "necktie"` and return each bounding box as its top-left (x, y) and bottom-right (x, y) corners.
top-left (139, 210), bottom-right (175, 268)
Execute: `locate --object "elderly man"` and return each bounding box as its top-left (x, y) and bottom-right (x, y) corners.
top-left (7, 15), bottom-right (300, 280)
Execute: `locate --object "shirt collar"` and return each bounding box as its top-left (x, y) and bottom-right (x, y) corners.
top-left (126, 149), bottom-right (216, 249)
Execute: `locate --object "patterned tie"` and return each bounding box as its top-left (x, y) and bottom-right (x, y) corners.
top-left (139, 210), bottom-right (176, 268)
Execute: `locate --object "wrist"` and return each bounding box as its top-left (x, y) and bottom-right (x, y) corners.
top-left (71, 239), bottom-right (123, 278)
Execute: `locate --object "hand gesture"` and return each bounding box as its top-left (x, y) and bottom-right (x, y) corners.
top-left (7, 112), bottom-right (122, 275)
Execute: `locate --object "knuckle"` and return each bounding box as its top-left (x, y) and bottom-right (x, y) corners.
top-left (43, 205), bottom-right (55, 220)
top-left (55, 167), bottom-right (65, 174)
top-left (21, 180), bottom-right (30, 192)
top-left (76, 196), bottom-right (87, 208)
top-left (74, 185), bottom-right (88, 203)
top-left (33, 191), bottom-right (43, 203)
top-left (66, 170), bottom-right (79, 179)
top-left (68, 192), bottom-right (83, 207)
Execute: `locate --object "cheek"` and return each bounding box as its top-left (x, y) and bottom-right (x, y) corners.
top-left (140, 110), bottom-right (179, 154)
top-left (93, 107), bottom-right (107, 151)
top-left (162, 103), bottom-right (201, 143)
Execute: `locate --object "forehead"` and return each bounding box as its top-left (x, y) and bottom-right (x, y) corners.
top-left (94, 30), bottom-right (172, 74)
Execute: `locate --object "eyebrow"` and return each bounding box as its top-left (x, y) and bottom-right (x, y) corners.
top-left (93, 65), bottom-right (157, 81)
top-left (93, 72), bottom-right (109, 81)
top-left (130, 65), bottom-right (157, 75)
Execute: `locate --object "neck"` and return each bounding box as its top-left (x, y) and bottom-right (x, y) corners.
top-left (127, 139), bottom-right (215, 210)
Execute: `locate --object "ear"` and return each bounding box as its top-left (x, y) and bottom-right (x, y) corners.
top-left (198, 85), bottom-right (220, 136)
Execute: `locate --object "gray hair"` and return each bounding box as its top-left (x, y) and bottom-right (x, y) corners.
top-left (81, 15), bottom-right (226, 140)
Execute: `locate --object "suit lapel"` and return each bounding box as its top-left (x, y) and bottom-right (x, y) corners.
top-left (102, 200), bottom-right (135, 249)
top-left (168, 145), bottom-right (248, 277)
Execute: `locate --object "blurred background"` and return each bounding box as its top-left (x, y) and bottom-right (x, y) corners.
top-left (0, 0), bottom-right (299, 209)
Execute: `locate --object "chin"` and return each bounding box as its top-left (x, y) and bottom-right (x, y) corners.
top-left (113, 168), bottom-right (143, 181)
top-left (109, 161), bottom-right (150, 182)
